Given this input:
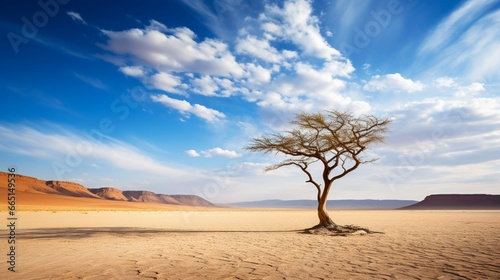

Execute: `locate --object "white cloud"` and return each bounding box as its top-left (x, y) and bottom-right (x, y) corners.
top-left (455, 82), bottom-right (486, 98)
top-left (292, 62), bottom-right (346, 92)
top-left (119, 66), bottom-right (146, 77)
top-left (201, 147), bottom-right (241, 158)
top-left (185, 149), bottom-right (200, 157)
top-left (191, 104), bottom-right (226, 122)
top-left (152, 94), bottom-right (191, 111)
top-left (364, 73), bottom-right (425, 93)
top-left (385, 97), bottom-right (500, 152)
top-left (98, 20), bottom-right (250, 121)
top-left (186, 148), bottom-right (241, 158)
top-left (213, 77), bottom-right (236, 97)
top-left (244, 57), bottom-right (364, 122)
top-left (48, 1), bottom-right (500, 202)
top-left (97, 1), bottom-right (362, 124)
top-left (322, 60), bottom-right (355, 78)
top-left (151, 94), bottom-right (225, 122)
top-left (67, 11), bottom-right (87, 25)
top-left (433, 77), bottom-right (456, 88)
top-left (192, 75), bottom-right (219, 96)
top-left (100, 23), bottom-right (244, 77)
top-left (236, 35), bottom-right (283, 63)
top-left (377, 96), bottom-right (500, 190)
top-left (261, 0), bottom-right (341, 60)
top-left (149, 72), bottom-right (184, 94)
top-left (244, 63), bottom-right (272, 85)
top-left (282, 50), bottom-right (298, 59)
top-left (228, 0), bottom-right (360, 117)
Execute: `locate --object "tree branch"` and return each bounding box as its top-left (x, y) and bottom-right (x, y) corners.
top-left (264, 159), bottom-right (323, 202)
top-left (246, 109), bottom-right (392, 203)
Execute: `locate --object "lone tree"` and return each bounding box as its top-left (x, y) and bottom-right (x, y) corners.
top-left (247, 110), bottom-right (392, 235)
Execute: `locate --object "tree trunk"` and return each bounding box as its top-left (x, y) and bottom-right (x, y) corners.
top-left (317, 192), bottom-right (335, 227)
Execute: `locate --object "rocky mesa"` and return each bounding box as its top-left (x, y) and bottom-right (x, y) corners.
top-left (400, 194), bottom-right (500, 210)
top-left (0, 171), bottom-right (214, 207)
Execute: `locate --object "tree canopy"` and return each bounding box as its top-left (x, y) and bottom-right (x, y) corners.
top-left (247, 110), bottom-right (392, 229)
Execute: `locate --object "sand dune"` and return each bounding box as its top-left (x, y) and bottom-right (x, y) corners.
top-left (2, 210), bottom-right (499, 279)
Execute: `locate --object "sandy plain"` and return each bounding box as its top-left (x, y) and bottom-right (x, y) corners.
top-left (1, 208), bottom-right (499, 280)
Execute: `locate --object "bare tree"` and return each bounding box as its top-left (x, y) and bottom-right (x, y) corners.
top-left (246, 110), bottom-right (392, 232)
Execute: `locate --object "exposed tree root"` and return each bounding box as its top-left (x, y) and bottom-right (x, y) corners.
top-left (303, 224), bottom-right (384, 236)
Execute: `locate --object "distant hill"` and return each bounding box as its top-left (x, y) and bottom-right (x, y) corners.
top-left (170, 195), bottom-right (215, 207)
top-left (0, 171), bottom-right (214, 207)
top-left (88, 187), bottom-right (128, 201)
top-left (400, 194), bottom-right (500, 210)
top-left (229, 199), bottom-right (418, 209)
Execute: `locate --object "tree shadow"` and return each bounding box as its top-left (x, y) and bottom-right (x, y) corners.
top-left (15, 227), bottom-right (303, 239)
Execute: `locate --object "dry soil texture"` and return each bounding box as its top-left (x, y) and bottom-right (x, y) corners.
top-left (1, 210), bottom-right (499, 279)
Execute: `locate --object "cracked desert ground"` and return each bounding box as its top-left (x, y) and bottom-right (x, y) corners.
top-left (1, 208), bottom-right (499, 279)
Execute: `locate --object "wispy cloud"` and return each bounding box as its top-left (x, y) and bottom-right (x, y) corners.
top-left (419, 0), bottom-right (497, 54)
top-left (418, 0), bottom-right (500, 81)
top-left (31, 35), bottom-right (90, 59)
top-left (179, 0), bottom-right (245, 39)
top-left (329, 0), bottom-right (373, 40)
top-left (67, 11), bottom-right (88, 25)
top-left (74, 73), bottom-right (108, 90)
top-left (0, 123), bottom-right (190, 178)
top-left (6, 86), bottom-right (73, 113)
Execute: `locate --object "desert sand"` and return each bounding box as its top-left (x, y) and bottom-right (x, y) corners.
top-left (1, 176), bottom-right (499, 279)
top-left (1, 209), bottom-right (499, 279)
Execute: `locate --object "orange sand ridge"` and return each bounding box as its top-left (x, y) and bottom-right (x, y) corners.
top-left (0, 187), bottom-right (215, 211)
top-left (0, 172), bottom-right (213, 210)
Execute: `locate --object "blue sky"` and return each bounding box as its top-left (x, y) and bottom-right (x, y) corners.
top-left (1, 0), bottom-right (499, 203)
